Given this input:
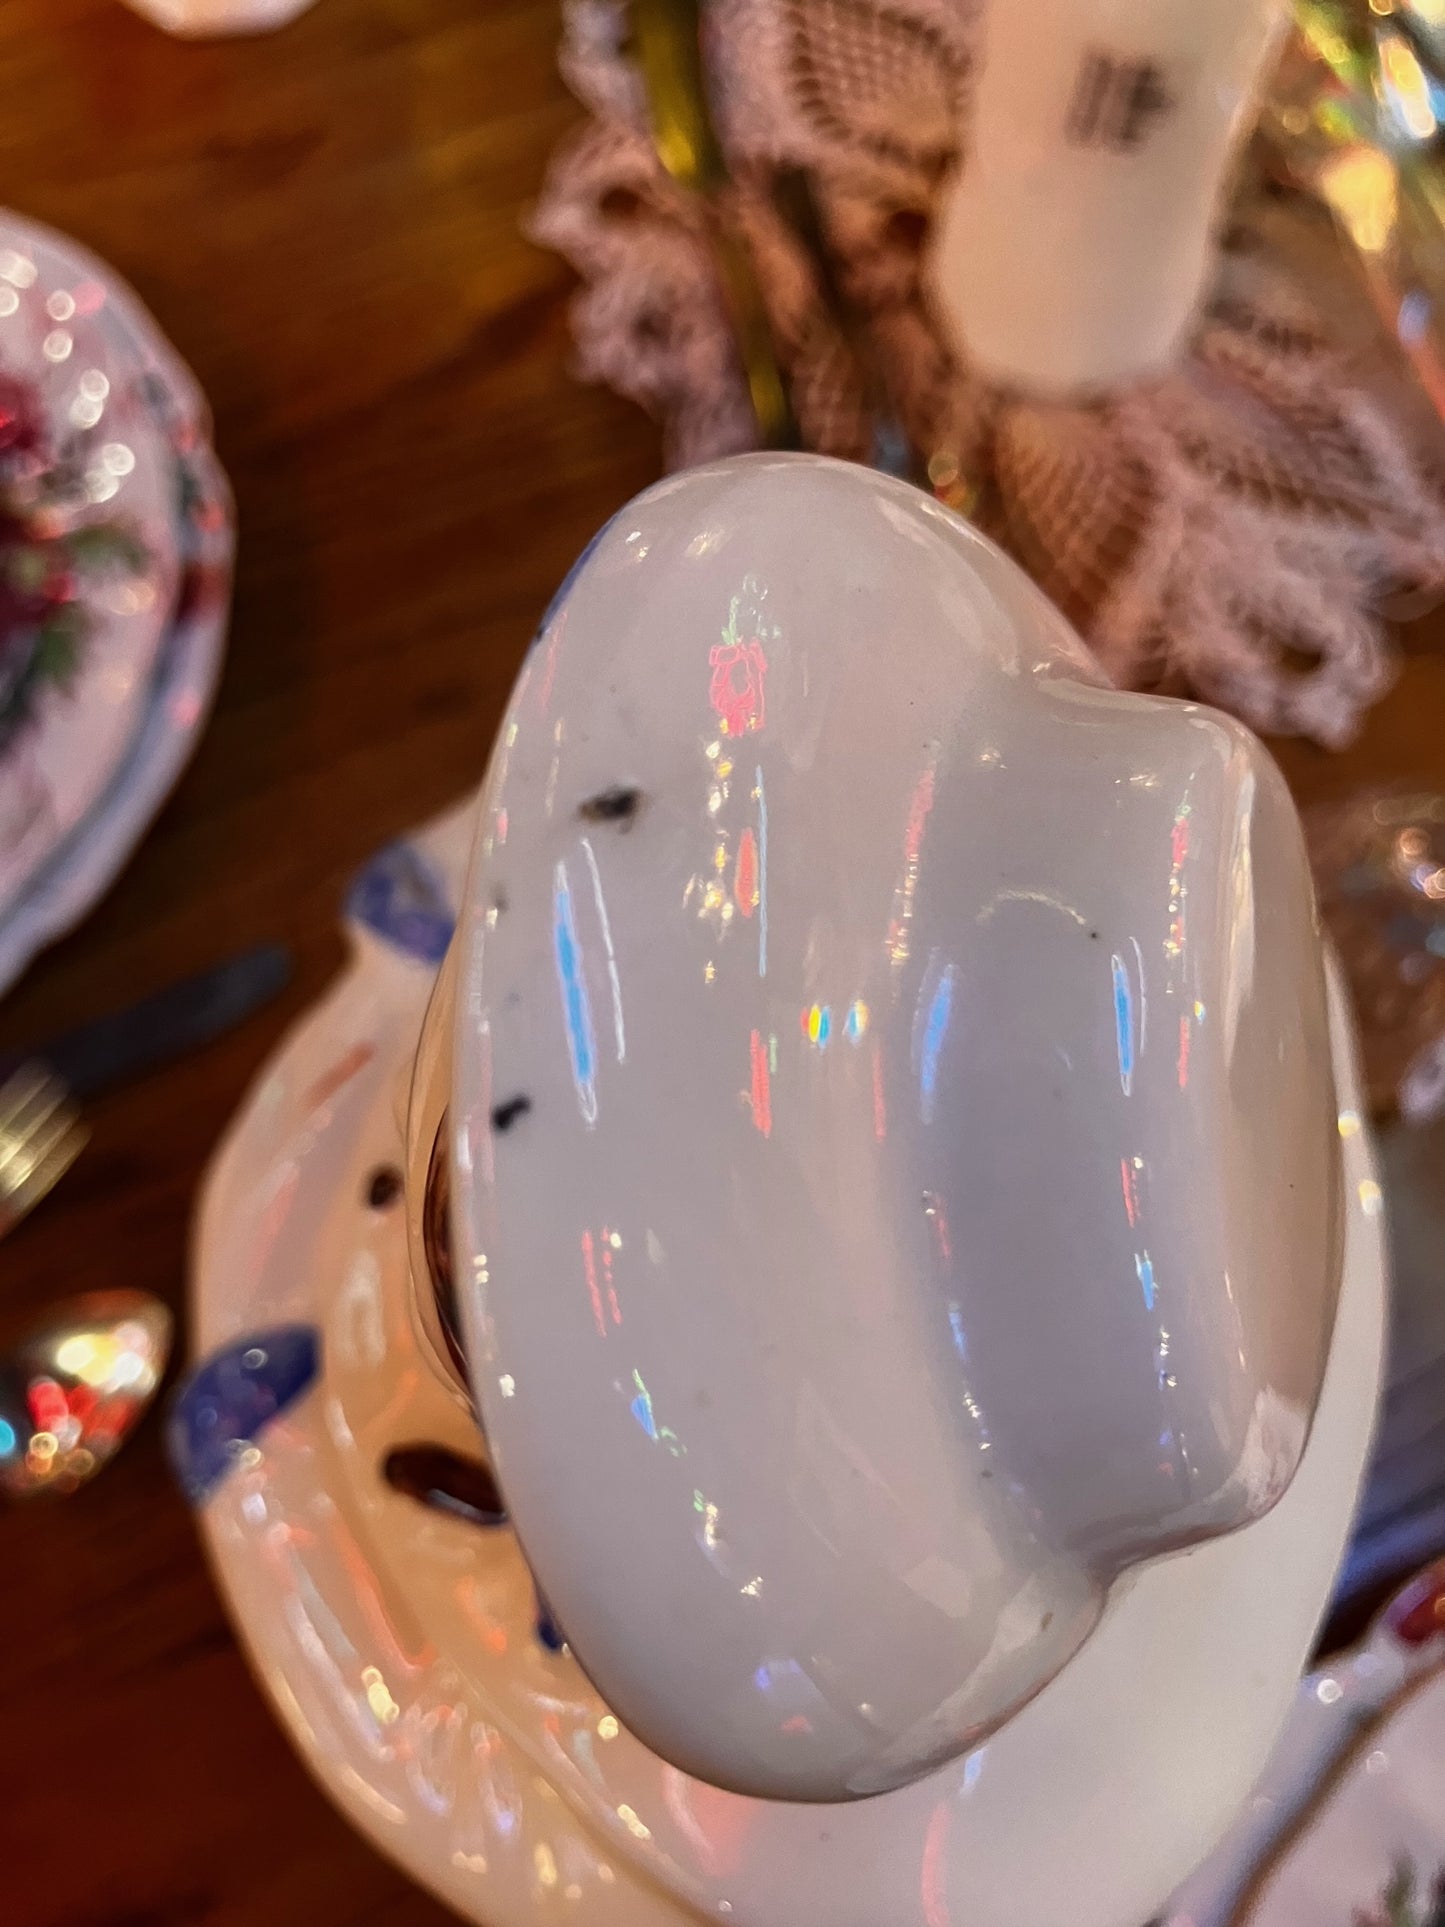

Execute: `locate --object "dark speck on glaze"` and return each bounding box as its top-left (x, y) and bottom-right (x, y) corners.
top-left (365, 1165), bottom-right (403, 1209)
top-left (492, 1095), bottom-right (532, 1133)
top-left (578, 785), bottom-right (642, 828)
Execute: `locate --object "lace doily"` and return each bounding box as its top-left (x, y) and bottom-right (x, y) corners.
top-left (532, 0), bottom-right (1445, 747)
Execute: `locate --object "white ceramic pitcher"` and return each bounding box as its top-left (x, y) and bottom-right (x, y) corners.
top-left (933, 0), bottom-right (1289, 392)
top-left (397, 453), bottom-right (1383, 1925)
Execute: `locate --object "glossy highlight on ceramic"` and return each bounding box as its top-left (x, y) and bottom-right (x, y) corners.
top-left (450, 453), bottom-right (1347, 1803)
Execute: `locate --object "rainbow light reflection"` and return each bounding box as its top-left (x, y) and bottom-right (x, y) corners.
top-left (580, 836), bottom-right (626, 1064)
top-left (553, 861), bottom-right (598, 1124)
top-left (1112, 952), bottom-right (1134, 1096)
top-left (919, 966), bottom-right (956, 1123)
top-left (755, 765), bottom-right (768, 977)
top-left (1136, 1250), bottom-right (1156, 1310)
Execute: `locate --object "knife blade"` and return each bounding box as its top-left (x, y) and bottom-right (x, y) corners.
top-left (0, 942), bottom-right (293, 1101)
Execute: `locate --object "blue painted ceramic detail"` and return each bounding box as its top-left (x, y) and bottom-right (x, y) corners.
top-left (535, 1592), bottom-right (566, 1653)
top-left (166, 1324), bottom-right (321, 1505)
top-left (346, 840), bottom-right (455, 965)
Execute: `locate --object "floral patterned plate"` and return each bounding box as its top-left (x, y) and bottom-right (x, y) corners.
top-left (0, 210), bottom-right (232, 992)
top-left (1164, 1564), bottom-right (1445, 1927)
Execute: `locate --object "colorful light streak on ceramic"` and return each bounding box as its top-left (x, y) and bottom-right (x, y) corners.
top-left (581, 1229), bottom-right (606, 1337)
top-left (580, 836), bottom-right (626, 1064)
top-left (921, 1801), bottom-right (951, 1927)
top-left (803, 1003), bottom-right (832, 1048)
top-left (705, 740), bottom-right (732, 812)
top-left (947, 1305), bottom-right (968, 1359)
top-left (845, 999), bottom-right (869, 1042)
top-left (1136, 1250), bottom-right (1157, 1311)
top-left (708, 584), bottom-right (770, 737)
top-left (754, 765), bottom-right (768, 977)
top-left (686, 867), bottom-right (731, 932)
top-left (552, 861), bottom-right (598, 1124)
top-left (919, 966), bottom-right (956, 1124)
top-left (601, 1227), bottom-right (622, 1326)
top-left (1112, 951), bottom-right (1135, 1096)
top-left (693, 1488), bottom-right (721, 1551)
top-left (629, 1368), bottom-right (682, 1455)
top-left (581, 1228), bottom-right (624, 1335)
top-left (631, 1367), bottom-right (657, 1438)
top-left (1165, 802), bottom-right (1190, 963)
top-left (684, 813), bottom-right (738, 938)
top-left (481, 719), bottom-right (521, 862)
top-left (734, 827), bottom-right (758, 918)
top-left (886, 755), bottom-right (937, 973)
top-left (1120, 1155), bottom-right (1141, 1228)
top-left (749, 1028), bottom-right (772, 1137)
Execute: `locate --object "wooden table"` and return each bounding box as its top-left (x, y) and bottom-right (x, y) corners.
top-left (0, 3), bottom-right (657, 1918)
top-left (0, 4), bottom-right (1442, 1922)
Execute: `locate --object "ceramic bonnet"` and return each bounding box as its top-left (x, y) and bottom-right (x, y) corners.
top-left (430, 453), bottom-right (1347, 1805)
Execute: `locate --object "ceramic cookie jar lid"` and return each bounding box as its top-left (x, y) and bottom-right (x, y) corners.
top-left (445, 453), bottom-right (1354, 1805)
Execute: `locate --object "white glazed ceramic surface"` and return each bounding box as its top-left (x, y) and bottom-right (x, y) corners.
top-left (193, 800), bottom-right (1383, 1927)
top-left (0, 211), bottom-right (231, 993)
top-left (452, 455), bottom-right (1346, 1803)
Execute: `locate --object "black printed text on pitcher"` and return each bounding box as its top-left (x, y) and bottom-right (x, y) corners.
top-left (1066, 49), bottom-right (1176, 151)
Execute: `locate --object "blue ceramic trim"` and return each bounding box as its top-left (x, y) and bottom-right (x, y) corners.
top-left (167, 1324), bottom-right (321, 1506)
top-left (346, 840), bottom-right (455, 965)
top-left (535, 1600), bottom-right (566, 1653)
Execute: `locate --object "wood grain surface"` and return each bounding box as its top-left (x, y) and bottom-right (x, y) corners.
top-left (0, 4), bottom-right (1441, 1922)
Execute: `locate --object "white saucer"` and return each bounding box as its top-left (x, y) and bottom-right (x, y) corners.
top-left (0, 210), bottom-right (232, 993)
top-left (189, 801), bottom-right (659, 1926)
top-left (1166, 1564), bottom-right (1445, 1927)
top-left (184, 796), bottom-right (1386, 1927)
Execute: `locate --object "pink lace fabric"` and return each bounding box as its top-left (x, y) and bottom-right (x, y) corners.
top-left (532, 0), bottom-right (1445, 748)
